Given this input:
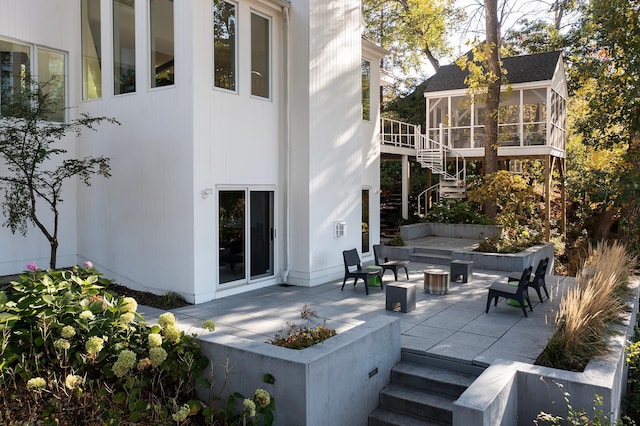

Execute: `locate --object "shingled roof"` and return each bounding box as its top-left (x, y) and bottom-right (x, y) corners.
top-left (424, 51), bottom-right (562, 93)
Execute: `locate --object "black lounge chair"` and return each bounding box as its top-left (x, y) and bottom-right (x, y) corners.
top-left (486, 266), bottom-right (533, 317)
top-left (341, 248), bottom-right (384, 295)
top-left (508, 257), bottom-right (550, 303)
top-left (373, 244), bottom-right (410, 281)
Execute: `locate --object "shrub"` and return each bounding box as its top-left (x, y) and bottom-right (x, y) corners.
top-left (386, 234), bottom-right (406, 246)
top-left (536, 242), bottom-right (636, 371)
top-left (624, 327), bottom-right (640, 422)
top-left (0, 264), bottom-right (273, 425)
top-left (468, 171), bottom-right (545, 253)
top-left (422, 200), bottom-right (494, 225)
top-left (268, 304), bottom-right (336, 350)
top-left (476, 225), bottom-right (544, 254)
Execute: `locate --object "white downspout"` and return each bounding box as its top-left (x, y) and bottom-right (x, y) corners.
top-left (281, 6), bottom-right (291, 283)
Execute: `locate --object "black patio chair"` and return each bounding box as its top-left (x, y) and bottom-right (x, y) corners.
top-left (341, 248), bottom-right (384, 295)
top-left (373, 244), bottom-right (410, 281)
top-left (508, 257), bottom-right (550, 303)
top-left (486, 266), bottom-right (533, 317)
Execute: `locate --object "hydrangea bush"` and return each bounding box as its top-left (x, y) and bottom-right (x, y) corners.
top-left (0, 264), bottom-right (274, 425)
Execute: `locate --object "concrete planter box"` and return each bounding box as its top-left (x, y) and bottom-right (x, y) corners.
top-left (195, 316), bottom-right (401, 426)
top-left (400, 222), bottom-right (502, 241)
top-left (452, 243), bottom-right (555, 273)
top-left (453, 281), bottom-right (639, 425)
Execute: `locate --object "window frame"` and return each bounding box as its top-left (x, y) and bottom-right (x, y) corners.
top-left (81, 0), bottom-right (102, 100)
top-left (0, 37), bottom-right (68, 123)
top-left (213, 0), bottom-right (238, 93)
top-left (249, 9), bottom-right (272, 100)
top-left (113, 0), bottom-right (137, 96)
top-left (361, 58), bottom-right (371, 121)
top-left (149, 0), bottom-right (175, 89)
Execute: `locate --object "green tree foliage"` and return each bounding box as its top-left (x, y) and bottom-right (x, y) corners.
top-left (362, 0), bottom-right (464, 92)
top-left (568, 0), bottom-right (640, 252)
top-left (468, 171), bottom-right (544, 252)
top-left (0, 80), bottom-right (118, 269)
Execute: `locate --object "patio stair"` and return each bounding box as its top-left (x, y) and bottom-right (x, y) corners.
top-left (368, 358), bottom-right (481, 426)
top-left (409, 247), bottom-right (453, 266)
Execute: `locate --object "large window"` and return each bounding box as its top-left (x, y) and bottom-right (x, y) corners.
top-left (150, 0), bottom-right (174, 87)
top-left (251, 12), bottom-right (270, 98)
top-left (213, 0), bottom-right (236, 91)
top-left (1, 39), bottom-right (66, 122)
top-left (113, 0), bottom-right (136, 95)
top-left (81, 0), bottom-right (102, 99)
top-left (37, 48), bottom-right (66, 122)
top-left (361, 59), bottom-right (371, 120)
top-left (0, 40), bottom-right (30, 116)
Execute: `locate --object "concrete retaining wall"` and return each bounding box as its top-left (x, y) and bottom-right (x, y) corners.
top-left (400, 223), bottom-right (502, 240)
top-left (196, 316), bottom-right (401, 426)
top-left (453, 281), bottom-right (639, 425)
top-left (452, 243), bottom-right (555, 273)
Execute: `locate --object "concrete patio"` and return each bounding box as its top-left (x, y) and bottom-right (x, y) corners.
top-left (140, 255), bottom-right (572, 370)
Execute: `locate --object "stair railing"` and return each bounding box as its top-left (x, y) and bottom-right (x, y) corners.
top-left (417, 183), bottom-right (441, 217)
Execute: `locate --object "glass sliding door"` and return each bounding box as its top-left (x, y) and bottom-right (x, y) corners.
top-left (218, 189), bottom-right (274, 285)
top-left (219, 191), bottom-right (246, 283)
top-left (250, 191), bottom-right (274, 279)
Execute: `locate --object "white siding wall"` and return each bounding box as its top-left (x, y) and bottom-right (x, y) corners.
top-left (0, 0), bottom-right (80, 273)
top-left (192, 0), bottom-right (285, 301)
top-left (1, 0), bottom-right (384, 301)
top-left (76, 0), bottom-right (195, 298)
top-left (288, 0), bottom-right (375, 286)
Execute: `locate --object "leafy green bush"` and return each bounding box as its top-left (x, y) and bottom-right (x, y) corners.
top-left (422, 200), bottom-right (494, 225)
top-left (386, 234), bottom-right (406, 246)
top-left (624, 329), bottom-right (640, 423)
top-left (476, 226), bottom-right (544, 253)
top-left (268, 305), bottom-right (336, 350)
top-left (0, 264), bottom-right (274, 425)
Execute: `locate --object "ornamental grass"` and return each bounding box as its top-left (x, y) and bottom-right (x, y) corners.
top-left (536, 241), bottom-right (636, 371)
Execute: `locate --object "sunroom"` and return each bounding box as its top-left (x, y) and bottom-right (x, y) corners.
top-left (424, 51), bottom-right (567, 161)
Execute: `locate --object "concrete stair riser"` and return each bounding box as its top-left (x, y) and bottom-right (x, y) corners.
top-left (368, 408), bottom-right (444, 426)
top-left (391, 363), bottom-right (475, 398)
top-left (379, 384), bottom-right (454, 423)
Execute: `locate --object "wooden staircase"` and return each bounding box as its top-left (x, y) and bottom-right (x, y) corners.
top-left (369, 355), bottom-right (483, 425)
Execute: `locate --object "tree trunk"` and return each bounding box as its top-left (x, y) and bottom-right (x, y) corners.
top-left (50, 239), bottom-right (58, 270)
top-left (483, 0), bottom-right (501, 219)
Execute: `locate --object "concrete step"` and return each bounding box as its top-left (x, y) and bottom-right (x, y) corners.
top-left (379, 383), bottom-right (456, 424)
top-left (391, 362), bottom-right (477, 398)
top-left (368, 356), bottom-right (484, 426)
top-left (410, 247), bottom-right (454, 265)
top-left (409, 253), bottom-right (451, 265)
top-left (401, 352), bottom-right (486, 378)
top-left (368, 407), bottom-right (445, 426)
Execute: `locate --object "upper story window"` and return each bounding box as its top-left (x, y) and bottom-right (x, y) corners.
top-left (113, 0), bottom-right (136, 95)
top-left (0, 39), bottom-right (66, 123)
top-left (361, 59), bottom-right (371, 120)
top-left (150, 0), bottom-right (174, 88)
top-left (213, 0), bottom-right (236, 91)
top-left (250, 12), bottom-right (270, 98)
top-left (81, 0), bottom-right (102, 100)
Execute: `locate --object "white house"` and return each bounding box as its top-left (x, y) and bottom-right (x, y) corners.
top-left (0, 0), bottom-right (387, 303)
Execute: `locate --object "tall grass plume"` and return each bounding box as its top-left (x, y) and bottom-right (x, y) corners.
top-left (536, 241), bottom-right (636, 371)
